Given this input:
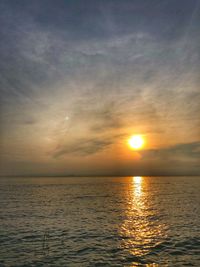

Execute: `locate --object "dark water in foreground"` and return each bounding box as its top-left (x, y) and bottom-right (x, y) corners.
top-left (0, 176), bottom-right (200, 267)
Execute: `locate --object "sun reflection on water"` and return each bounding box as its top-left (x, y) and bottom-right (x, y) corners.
top-left (119, 176), bottom-right (167, 263)
top-left (132, 176), bottom-right (143, 197)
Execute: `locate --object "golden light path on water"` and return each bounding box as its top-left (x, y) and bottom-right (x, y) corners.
top-left (119, 176), bottom-right (168, 266)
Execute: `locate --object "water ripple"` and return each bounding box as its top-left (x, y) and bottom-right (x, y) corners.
top-left (0, 176), bottom-right (200, 266)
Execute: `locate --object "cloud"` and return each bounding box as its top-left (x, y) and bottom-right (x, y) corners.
top-left (142, 141), bottom-right (200, 161)
top-left (71, 97), bottom-right (125, 131)
top-left (53, 137), bottom-right (113, 157)
top-left (0, 0), bottom-right (199, 175)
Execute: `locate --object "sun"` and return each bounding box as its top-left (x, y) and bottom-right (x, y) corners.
top-left (128, 135), bottom-right (144, 150)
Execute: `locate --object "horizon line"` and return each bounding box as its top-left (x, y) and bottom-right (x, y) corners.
top-left (1, 174), bottom-right (200, 178)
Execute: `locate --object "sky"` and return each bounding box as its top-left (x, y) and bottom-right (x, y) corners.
top-left (0, 0), bottom-right (200, 176)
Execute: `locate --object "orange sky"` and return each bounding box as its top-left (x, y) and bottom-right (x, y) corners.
top-left (0, 0), bottom-right (200, 176)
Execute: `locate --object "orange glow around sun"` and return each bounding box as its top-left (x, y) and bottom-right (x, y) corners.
top-left (128, 135), bottom-right (145, 150)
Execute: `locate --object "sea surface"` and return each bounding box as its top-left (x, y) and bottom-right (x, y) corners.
top-left (0, 176), bottom-right (200, 266)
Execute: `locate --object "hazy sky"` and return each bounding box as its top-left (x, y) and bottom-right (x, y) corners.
top-left (0, 0), bottom-right (200, 176)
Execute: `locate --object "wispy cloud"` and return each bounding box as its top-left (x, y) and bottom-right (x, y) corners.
top-left (0, 0), bottom-right (199, 175)
top-left (142, 141), bottom-right (200, 161)
top-left (53, 137), bottom-right (113, 157)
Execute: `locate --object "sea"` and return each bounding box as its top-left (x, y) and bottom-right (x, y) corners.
top-left (0, 176), bottom-right (200, 266)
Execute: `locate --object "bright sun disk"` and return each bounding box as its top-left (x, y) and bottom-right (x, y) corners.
top-left (128, 135), bottom-right (144, 150)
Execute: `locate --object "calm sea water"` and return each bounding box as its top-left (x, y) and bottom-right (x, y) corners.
top-left (0, 176), bottom-right (200, 266)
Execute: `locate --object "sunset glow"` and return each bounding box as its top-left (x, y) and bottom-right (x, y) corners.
top-left (0, 1), bottom-right (200, 266)
top-left (128, 135), bottom-right (144, 150)
top-left (0, 0), bottom-right (199, 177)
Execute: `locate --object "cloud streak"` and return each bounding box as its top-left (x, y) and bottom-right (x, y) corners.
top-left (53, 137), bottom-right (113, 157)
top-left (142, 141), bottom-right (200, 162)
